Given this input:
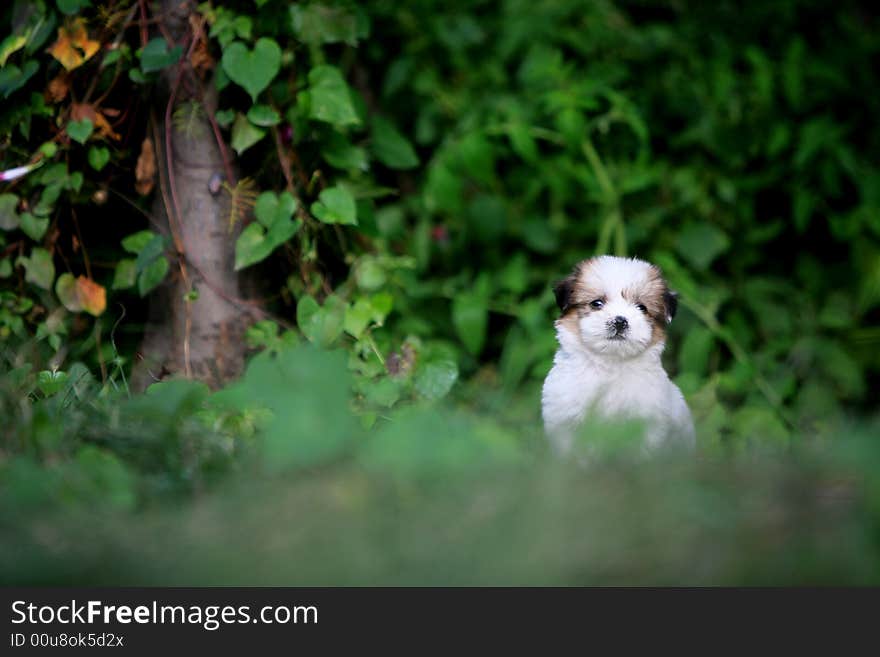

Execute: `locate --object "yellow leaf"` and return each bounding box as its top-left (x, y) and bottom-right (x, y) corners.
top-left (48, 19), bottom-right (100, 72)
top-left (76, 276), bottom-right (106, 316)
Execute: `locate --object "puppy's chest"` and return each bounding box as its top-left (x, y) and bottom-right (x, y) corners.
top-left (549, 362), bottom-right (670, 423)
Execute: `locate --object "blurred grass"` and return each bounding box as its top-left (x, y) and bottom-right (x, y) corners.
top-left (4, 444), bottom-right (880, 585)
top-left (2, 345), bottom-right (879, 585)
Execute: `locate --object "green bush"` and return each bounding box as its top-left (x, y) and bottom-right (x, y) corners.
top-left (1, 0), bottom-right (879, 583)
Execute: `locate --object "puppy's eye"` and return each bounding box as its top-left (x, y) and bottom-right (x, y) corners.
top-left (589, 299), bottom-right (604, 309)
top-left (636, 303), bottom-right (648, 314)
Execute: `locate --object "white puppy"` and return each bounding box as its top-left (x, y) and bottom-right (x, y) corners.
top-left (541, 255), bottom-right (695, 452)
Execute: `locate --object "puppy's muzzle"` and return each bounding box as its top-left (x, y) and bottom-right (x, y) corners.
top-left (608, 315), bottom-right (629, 339)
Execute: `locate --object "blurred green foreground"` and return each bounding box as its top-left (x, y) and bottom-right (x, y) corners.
top-left (2, 345), bottom-right (878, 586)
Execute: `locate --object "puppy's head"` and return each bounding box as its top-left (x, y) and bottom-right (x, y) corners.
top-left (553, 255), bottom-right (678, 360)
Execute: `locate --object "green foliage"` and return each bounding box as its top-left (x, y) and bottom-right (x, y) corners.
top-left (221, 38), bottom-right (281, 103)
top-left (2, 0), bottom-right (880, 584)
top-left (1, 344), bottom-right (879, 584)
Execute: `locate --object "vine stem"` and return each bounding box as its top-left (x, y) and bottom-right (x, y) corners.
top-left (582, 138), bottom-right (627, 257)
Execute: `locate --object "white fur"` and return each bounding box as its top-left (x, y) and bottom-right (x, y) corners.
top-left (541, 256), bottom-right (695, 452)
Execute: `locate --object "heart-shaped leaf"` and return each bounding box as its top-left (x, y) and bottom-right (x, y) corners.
top-left (76, 276), bottom-right (106, 316)
top-left (311, 185), bottom-right (357, 225)
top-left (66, 118), bottom-right (93, 144)
top-left (254, 191), bottom-right (297, 229)
top-left (55, 273), bottom-right (106, 316)
top-left (56, 272), bottom-right (82, 312)
top-left (343, 298), bottom-right (374, 338)
top-left (221, 38), bottom-right (282, 103)
top-left (47, 19), bottom-right (99, 72)
top-left (306, 65), bottom-right (360, 127)
top-left (37, 369), bottom-right (69, 396)
top-left (19, 212), bottom-right (48, 241)
top-left (215, 108), bottom-right (235, 127)
top-left (234, 216), bottom-right (301, 270)
top-left (230, 113), bottom-right (265, 154)
top-left (88, 145), bottom-right (110, 171)
top-left (19, 247), bottom-right (55, 290)
top-left (296, 294), bottom-right (345, 347)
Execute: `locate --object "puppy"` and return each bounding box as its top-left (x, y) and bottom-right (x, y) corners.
top-left (541, 255), bottom-right (695, 452)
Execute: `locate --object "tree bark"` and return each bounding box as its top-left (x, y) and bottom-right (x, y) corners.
top-left (131, 0), bottom-right (250, 390)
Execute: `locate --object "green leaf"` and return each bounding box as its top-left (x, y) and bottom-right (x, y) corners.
top-left (67, 172), bottom-right (83, 193)
top-left (415, 360), bottom-right (459, 400)
top-left (57, 0), bottom-right (92, 16)
top-left (20, 247), bottom-right (55, 290)
top-left (371, 116), bottom-right (419, 169)
top-left (0, 257), bottom-right (11, 278)
top-left (39, 141), bottom-right (58, 158)
top-left (320, 131), bottom-right (368, 171)
top-left (112, 258), bottom-right (137, 290)
top-left (234, 217), bottom-right (301, 270)
top-left (254, 191), bottom-right (298, 229)
top-left (0, 194), bottom-right (19, 231)
top-left (363, 377), bottom-right (402, 408)
top-left (0, 34), bottom-right (27, 67)
top-left (674, 223), bottom-right (730, 270)
top-left (311, 185), bottom-right (357, 225)
top-left (306, 65), bottom-right (360, 127)
top-left (129, 69), bottom-right (147, 84)
top-left (221, 39), bottom-right (282, 103)
top-left (37, 369), bottom-right (68, 396)
top-left (296, 295), bottom-right (345, 347)
top-left (506, 122), bottom-right (538, 163)
top-left (234, 224), bottom-right (265, 270)
top-left (138, 256), bottom-right (169, 296)
top-left (55, 272), bottom-right (82, 312)
top-left (134, 234), bottom-right (165, 274)
top-left (246, 104), bottom-right (281, 127)
top-left (343, 298), bottom-right (374, 338)
top-left (354, 256), bottom-right (386, 290)
top-left (66, 118), bottom-right (93, 144)
top-left (231, 113), bottom-right (266, 154)
top-left (452, 291), bottom-right (488, 355)
top-left (370, 291), bottom-right (393, 319)
top-left (88, 146), bottom-right (110, 171)
top-left (121, 230), bottom-right (157, 254)
top-left (0, 60), bottom-right (39, 98)
top-left (140, 37), bottom-right (183, 73)
top-left (215, 109), bottom-right (235, 127)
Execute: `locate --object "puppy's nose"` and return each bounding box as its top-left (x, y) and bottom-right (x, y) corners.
top-left (613, 316), bottom-right (628, 331)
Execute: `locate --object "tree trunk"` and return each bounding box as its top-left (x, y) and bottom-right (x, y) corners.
top-left (131, 1), bottom-right (251, 391)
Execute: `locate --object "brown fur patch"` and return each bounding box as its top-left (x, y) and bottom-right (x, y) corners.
top-left (556, 258), bottom-right (604, 316)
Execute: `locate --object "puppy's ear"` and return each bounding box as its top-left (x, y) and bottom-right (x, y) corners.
top-left (553, 277), bottom-right (575, 314)
top-left (663, 290), bottom-right (679, 323)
